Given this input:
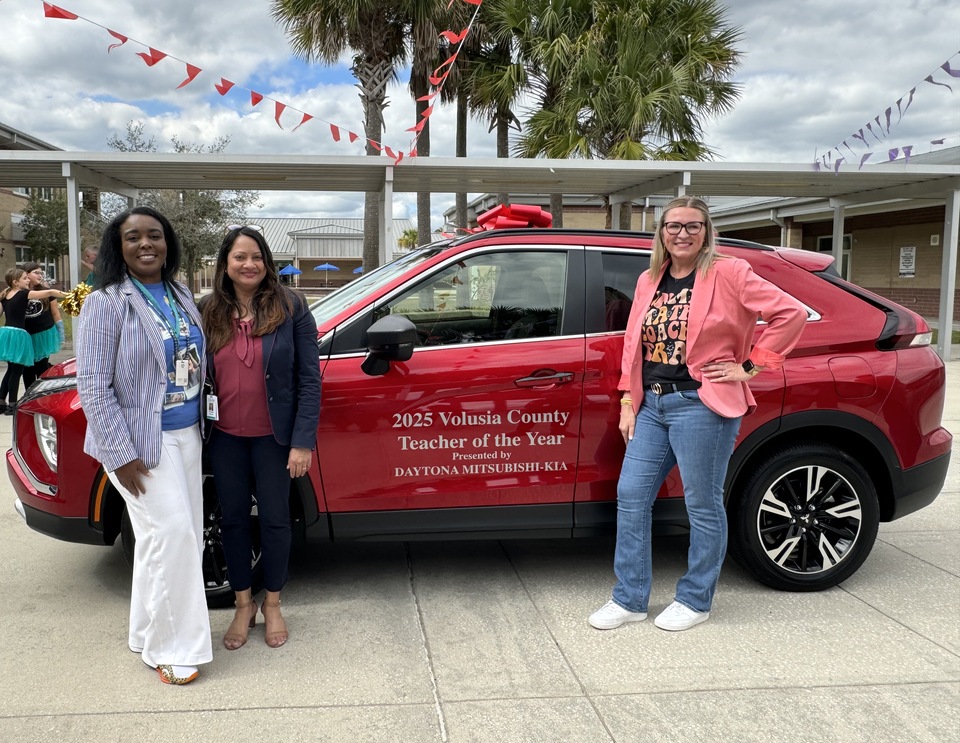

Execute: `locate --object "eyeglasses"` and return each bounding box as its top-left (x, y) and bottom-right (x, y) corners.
top-left (662, 221), bottom-right (705, 236)
top-left (227, 224), bottom-right (263, 234)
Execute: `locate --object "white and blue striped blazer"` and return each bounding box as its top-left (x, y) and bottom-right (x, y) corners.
top-left (75, 276), bottom-right (205, 472)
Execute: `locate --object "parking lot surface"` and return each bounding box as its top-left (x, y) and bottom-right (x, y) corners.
top-left (0, 361), bottom-right (957, 742)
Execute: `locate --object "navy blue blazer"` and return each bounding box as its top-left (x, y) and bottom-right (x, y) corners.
top-left (207, 290), bottom-right (321, 450)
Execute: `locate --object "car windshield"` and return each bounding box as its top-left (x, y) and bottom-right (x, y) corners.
top-left (309, 245), bottom-right (448, 327)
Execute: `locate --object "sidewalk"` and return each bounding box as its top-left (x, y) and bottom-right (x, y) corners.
top-left (0, 367), bottom-right (956, 742)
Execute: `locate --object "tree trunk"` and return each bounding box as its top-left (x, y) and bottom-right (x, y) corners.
top-left (549, 194), bottom-right (563, 228)
top-left (618, 201), bottom-right (632, 230)
top-left (455, 93), bottom-right (468, 230)
top-left (496, 112), bottom-right (510, 206)
top-left (413, 72), bottom-right (432, 247)
top-left (357, 60), bottom-right (389, 271)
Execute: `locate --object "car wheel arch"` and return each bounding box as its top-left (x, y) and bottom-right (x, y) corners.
top-left (726, 410), bottom-right (897, 521)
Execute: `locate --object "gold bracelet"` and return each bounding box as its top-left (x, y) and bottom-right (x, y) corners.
top-left (620, 398), bottom-right (633, 406)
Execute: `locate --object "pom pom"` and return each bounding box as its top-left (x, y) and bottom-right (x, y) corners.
top-left (60, 283), bottom-right (92, 317)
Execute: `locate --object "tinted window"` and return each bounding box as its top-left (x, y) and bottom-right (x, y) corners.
top-left (374, 251), bottom-right (567, 346)
top-left (600, 252), bottom-right (649, 331)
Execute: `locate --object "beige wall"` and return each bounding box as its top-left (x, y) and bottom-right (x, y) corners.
top-left (0, 187), bottom-right (26, 277)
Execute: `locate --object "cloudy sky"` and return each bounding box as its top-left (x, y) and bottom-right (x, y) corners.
top-left (2, 0), bottom-right (959, 226)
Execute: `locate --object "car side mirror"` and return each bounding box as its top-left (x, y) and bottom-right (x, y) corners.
top-left (361, 314), bottom-right (417, 376)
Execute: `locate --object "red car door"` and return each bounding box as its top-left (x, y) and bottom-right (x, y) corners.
top-left (316, 247), bottom-right (586, 523)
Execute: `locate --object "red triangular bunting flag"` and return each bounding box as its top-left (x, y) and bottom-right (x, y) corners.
top-left (274, 102), bottom-right (286, 128)
top-left (251, 91), bottom-right (263, 106)
top-left (136, 48), bottom-right (167, 67)
top-left (293, 113), bottom-right (313, 132)
top-left (429, 71), bottom-right (449, 86)
top-left (406, 120), bottom-right (427, 133)
top-left (409, 148), bottom-right (418, 158)
top-left (417, 91), bottom-right (440, 102)
top-left (348, 131), bottom-right (359, 143)
top-left (176, 64), bottom-right (202, 89)
top-left (43, 3), bottom-right (78, 20)
top-left (464, 0), bottom-right (482, 5)
top-left (421, 105), bottom-right (435, 119)
top-left (106, 29), bottom-right (127, 53)
top-left (330, 124), bottom-right (341, 142)
top-left (384, 146), bottom-right (396, 159)
top-left (369, 140), bottom-right (383, 152)
top-left (439, 29), bottom-right (469, 45)
top-left (215, 78), bottom-right (234, 95)
top-left (393, 151), bottom-right (404, 165)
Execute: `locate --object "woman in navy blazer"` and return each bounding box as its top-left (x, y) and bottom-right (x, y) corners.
top-left (76, 206), bottom-right (211, 685)
top-left (200, 226), bottom-right (321, 650)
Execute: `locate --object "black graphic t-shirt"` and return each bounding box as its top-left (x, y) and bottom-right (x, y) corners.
top-left (641, 270), bottom-right (696, 386)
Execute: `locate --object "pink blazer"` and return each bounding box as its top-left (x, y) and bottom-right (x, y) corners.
top-left (619, 256), bottom-right (807, 418)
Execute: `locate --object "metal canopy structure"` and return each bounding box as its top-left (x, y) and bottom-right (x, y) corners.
top-left (1, 150), bottom-right (958, 198)
top-left (1, 150), bottom-right (957, 357)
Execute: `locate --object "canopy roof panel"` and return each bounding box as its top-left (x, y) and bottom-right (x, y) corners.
top-left (1, 152), bottom-right (957, 202)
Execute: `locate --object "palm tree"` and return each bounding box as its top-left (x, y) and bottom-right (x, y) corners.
top-left (399, 0), bottom-right (454, 247)
top-left (271, 0), bottom-right (407, 270)
top-left (462, 0), bottom-right (528, 206)
top-left (517, 0), bottom-right (742, 227)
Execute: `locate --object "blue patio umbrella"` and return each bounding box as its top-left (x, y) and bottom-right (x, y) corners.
top-left (278, 264), bottom-right (302, 275)
top-left (353, 266), bottom-right (364, 274)
top-left (314, 262), bottom-right (340, 285)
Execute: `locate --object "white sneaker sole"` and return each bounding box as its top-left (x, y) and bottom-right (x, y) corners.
top-left (588, 611), bottom-right (648, 630)
top-left (654, 611), bottom-right (710, 631)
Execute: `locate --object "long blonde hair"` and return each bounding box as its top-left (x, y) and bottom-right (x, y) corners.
top-left (649, 196), bottom-right (721, 278)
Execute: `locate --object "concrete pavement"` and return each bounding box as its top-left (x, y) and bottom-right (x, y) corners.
top-left (0, 363), bottom-right (957, 742)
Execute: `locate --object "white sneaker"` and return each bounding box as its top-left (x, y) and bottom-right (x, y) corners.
top-left (588, 600), bottom-right (647, 630)
top-left (654, 601), bottom-right (710, 631)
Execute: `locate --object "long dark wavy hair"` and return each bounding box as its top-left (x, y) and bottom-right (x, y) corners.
top-left (95, 206), bottom-right (182, 289)
top-left (201, 226), bottom-right (294, 353)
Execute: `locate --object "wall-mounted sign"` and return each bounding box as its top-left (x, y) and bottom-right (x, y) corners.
top-left (899, 246), bottom-right (916, 278)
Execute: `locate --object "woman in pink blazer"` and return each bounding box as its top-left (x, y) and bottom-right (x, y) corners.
top-left (589, 196), bottom-right (807, 633)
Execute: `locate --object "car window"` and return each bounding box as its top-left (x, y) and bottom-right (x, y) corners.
top-left (600, 251), bottom-right (649, 331)
top-left (374, 251), bottom-right (567, 346)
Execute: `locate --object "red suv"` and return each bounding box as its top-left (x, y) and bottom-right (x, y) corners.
top-left (9, 229), bottom-right (952, 605)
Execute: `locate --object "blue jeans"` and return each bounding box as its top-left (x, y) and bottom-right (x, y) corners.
top-left (612, 389), bottom-right (741, 614)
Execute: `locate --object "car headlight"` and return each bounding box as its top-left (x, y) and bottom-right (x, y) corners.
top-left (34, 413), bottom-right (58, 472)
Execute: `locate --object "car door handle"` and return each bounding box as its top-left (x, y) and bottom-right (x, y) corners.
top-left (515, 371), bottom-right (575, 388)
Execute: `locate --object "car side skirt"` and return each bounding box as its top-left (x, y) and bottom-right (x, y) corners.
top-left (312, 499), bottom-right (691, 543)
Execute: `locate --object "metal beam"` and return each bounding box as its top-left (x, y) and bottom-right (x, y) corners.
top-left (831, 204), bottom-right (845, 276)
top-left (937, 189), bottom-right (958, 360)
top-left (610, 171), bottom-right (691, 200)
top-left (63, 173), bottom-right (81, 289)
top-left (61, 161), bottom-right (138, 198)
top-left (830, 175), bottom-right (960, 206)
top-left (381, 166), bottom-right (394, 265)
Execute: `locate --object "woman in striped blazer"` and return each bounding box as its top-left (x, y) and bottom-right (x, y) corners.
top-left (75, 206), bottom-right (212, 686)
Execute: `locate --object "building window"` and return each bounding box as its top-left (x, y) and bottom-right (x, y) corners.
top-left (14, 247), bottom-right (58, 284)
top-left (817, 235), bottom-right (852, 280)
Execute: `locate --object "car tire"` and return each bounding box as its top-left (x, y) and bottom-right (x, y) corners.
top-left (729, 443), bottom-right (880, 591)
top-left (119, 483), bottom-right (264, 609)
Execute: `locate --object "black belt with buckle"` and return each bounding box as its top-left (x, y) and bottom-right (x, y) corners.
top-left (646, 381), bottom-right (702, 395)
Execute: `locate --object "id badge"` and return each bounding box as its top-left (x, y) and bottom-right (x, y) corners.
top-left (205, 394), bottom-right (219, 421)
top-left (175, 358), bottom-right (189, 387)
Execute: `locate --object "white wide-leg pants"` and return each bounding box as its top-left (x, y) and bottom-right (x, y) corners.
top-left (108, 425), bottom-right (213, 668)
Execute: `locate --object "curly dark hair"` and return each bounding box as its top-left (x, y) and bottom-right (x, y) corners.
top-left (201, 226), bottom-right (295, 353)
top-left (95, 206), bottom-right (182, 288)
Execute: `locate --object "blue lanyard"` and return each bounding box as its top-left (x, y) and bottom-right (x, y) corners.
top-left (130, 278), bottom-right (188, 359)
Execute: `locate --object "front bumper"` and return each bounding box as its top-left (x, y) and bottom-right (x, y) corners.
top-left (14, 497), bottom-right (108, 546)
